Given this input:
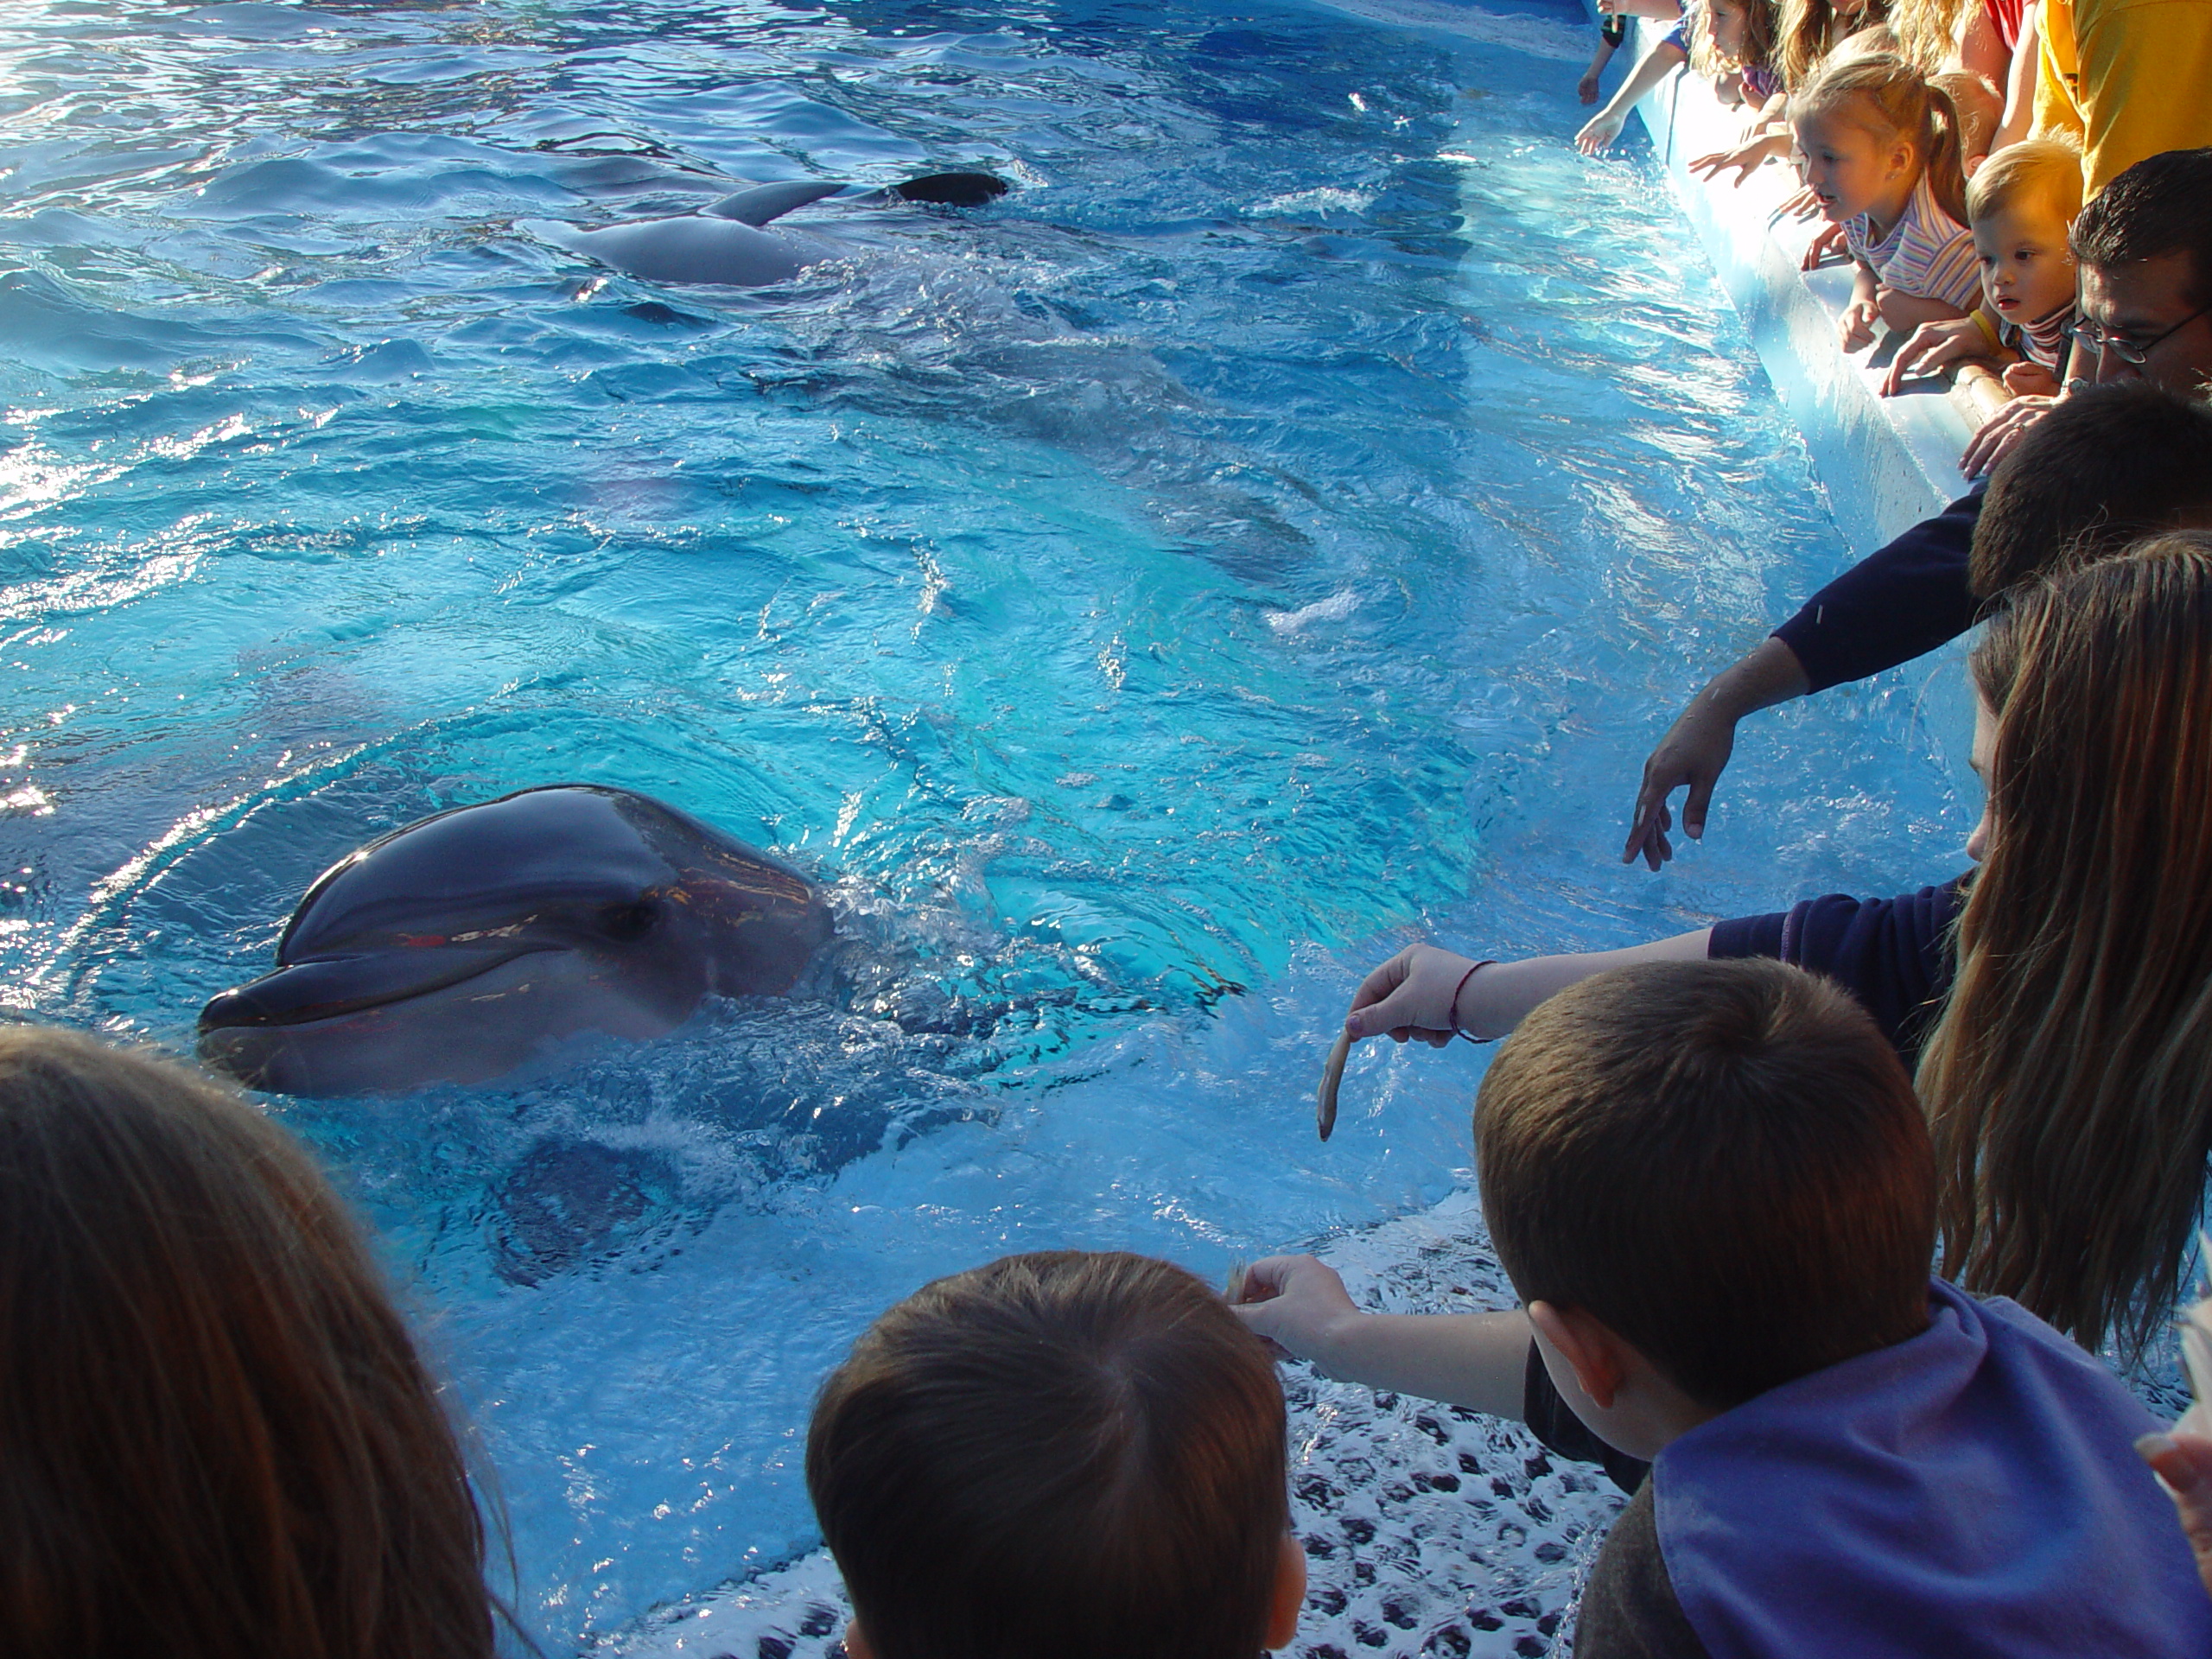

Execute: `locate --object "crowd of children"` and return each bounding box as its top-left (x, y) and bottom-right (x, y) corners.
top-left (6, 7), bottom-right (2212, 1659)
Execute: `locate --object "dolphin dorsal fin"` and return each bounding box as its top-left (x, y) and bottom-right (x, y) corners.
top-left (702, 180), bottom-right (846, 226)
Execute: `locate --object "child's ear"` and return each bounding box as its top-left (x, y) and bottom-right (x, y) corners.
top-left (1528, 1300), bottom-right (1630, 1410)
top-left (1264, 1531), bottom-right (1307, 1649)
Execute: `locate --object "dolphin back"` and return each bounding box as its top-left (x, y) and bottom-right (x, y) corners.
top-left (525, 215), bottom-right (817, 286)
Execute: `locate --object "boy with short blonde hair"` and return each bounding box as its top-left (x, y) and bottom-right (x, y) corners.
top-left (1885, 135), bottom-right (2085, 397)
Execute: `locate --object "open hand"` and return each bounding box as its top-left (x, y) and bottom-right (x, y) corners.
top-left (1576, 110), bottom-right (1626, 155)
top-left (1960, 393), bottom-right (2054, 476)
top-left (1777, 183), bottom-right (1823, 221)
top-left (1689, 142), bottom-right (1765, 187)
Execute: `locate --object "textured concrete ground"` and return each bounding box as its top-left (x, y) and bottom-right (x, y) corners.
top-left (610, 1189), bottom-right (1625, 1659)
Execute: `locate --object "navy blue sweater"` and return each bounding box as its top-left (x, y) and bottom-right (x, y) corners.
top-left (1770, 485), bottom-right (1985, 692)
top-left (1707, 879), bottom-right (1967, 1062)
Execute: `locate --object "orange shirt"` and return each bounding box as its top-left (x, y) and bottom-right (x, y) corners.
top-left (2031, 0), bottom-right (2212, 195)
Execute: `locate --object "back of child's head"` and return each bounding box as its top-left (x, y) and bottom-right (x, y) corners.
top-left (1966, 135), bottom-right (2085, 230)
top-left (1792, 52), bottom-right (1968, 222)
top-left (1474, 958), bottom-right (1936, 1412)
top-left (807, 1250), bottom-right (1288, 1659)
top-left (1971, 385), bottom-right (2212, 597)
top-left (0, 1025), bottom-right (494, 1659)
top-left (1777, 0), bottom-right (1892, 88)
top-left (2071, 147), bottom-right (2212, 308)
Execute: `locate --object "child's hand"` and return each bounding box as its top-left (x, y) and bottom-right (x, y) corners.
top-left (1229, 1254), bottom-right (1363, 1367)
top-left (1578, 67), bottom-right (1603, 103)
top-left (1799, 220), bottom-right (1848, 270)
top-left (1882, 316), bottom-right (1986, 395)
top-left (1576, 110), bottom-right (1625, 154)
top-left (1688, 141), bottom-right (1765, 186)
top-left (1778, 183), bottom-right (1823, 221)
top-left (2001, 359), bottom-right (2062, 397)
top-left (1838, 297), bottom-right (1878, 353)
top-left (1344, 944), bottom-right (1483, 1046)
top-left (2138, 1432), bottom-right (2212, 1599)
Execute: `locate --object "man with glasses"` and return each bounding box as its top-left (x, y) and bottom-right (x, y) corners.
top-left (1619, 147), bottom-right (2212, 871)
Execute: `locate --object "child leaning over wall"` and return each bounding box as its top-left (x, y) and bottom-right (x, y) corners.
top-left (1237, 957), bottom-right (2212, 1657)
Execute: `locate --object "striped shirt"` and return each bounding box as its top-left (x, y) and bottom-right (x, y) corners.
top-left (1846, 175), bottom-right (1983, 311)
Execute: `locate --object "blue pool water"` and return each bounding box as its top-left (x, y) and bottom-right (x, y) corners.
top-left (2, 0), bottom-right (1980, 1646)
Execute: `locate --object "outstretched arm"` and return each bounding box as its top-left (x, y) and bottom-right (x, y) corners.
top-left (1623, 635), bottom-right (1810, 869)
top-left (1344, 935), bottom-right (1713, 1046)
top-left (1576, 39), bottom-right (1688, 155)
top-left (1232, 1254), bottom-right (1533, 1419)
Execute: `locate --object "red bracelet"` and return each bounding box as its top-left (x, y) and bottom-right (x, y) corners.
top-left (1448, 960), bottom-right (1498, 1044)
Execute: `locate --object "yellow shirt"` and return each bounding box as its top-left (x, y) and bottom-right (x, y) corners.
top-left (2031, 0), bottom-right (2212, 195)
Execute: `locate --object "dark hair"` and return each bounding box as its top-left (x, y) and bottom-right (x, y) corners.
top-left (0, 1026), bottom-right (498, 1659)
top-left (1475, 959), bottom-right (1936, 1411)
top-left (1970, 385), bottom-right (2212, 598)
top-left (2070, 147), bottom-right (2212, 308)
top-left (807, 1251), bottom-right (1287, 1659)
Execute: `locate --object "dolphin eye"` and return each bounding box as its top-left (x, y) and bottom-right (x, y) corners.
top-left (599, 900), bottom-right (658, 942)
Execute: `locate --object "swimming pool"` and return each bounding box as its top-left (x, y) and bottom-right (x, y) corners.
top-left (1, 0), bottom-right (1979, 1648)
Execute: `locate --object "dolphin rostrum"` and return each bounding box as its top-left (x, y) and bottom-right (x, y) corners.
top-left (197, 785), bottom-right (834, 1096)
top-left (523, 169), bottom-right (1008, 288)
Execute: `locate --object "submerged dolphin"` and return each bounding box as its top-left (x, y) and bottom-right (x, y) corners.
top-left (525, 169), bottom-right (1009, 288)
top-left (197, 785), bottom-right (834, 1096)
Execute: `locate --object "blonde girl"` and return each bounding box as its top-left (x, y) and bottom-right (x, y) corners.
top-left (1789, 52), bottom-right (1980, 349)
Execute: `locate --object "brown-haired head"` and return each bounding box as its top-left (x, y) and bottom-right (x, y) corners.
top-left (1692, 0), bottom-right (1780, 83)
top-left (0, 1025), bottom-right (497, 1659)
top-left (1923, 531), bottom-right (2212, 1357)
top-left (1476, 959), bottom-right (1935, 1411)
top-left (807, 1251), bottom-right (1289, 1659)
top-left (1776, 0), bottom-right (1893, 89)
top-left (1790, 52), bottom-right (1967, 222)
top-left (1970, 386), bottom-right (2212, 600)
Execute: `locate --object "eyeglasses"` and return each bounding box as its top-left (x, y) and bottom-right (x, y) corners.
top-left (2063, 302), bottom-right (2212, 366)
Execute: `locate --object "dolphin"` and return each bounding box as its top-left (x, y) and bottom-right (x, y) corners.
top-left (522, 169), bottom-right (1009, 288)
top-left (197, 785), bottom-right (834, 1096)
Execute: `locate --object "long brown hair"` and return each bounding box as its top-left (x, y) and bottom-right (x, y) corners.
top-left (1918, 532), bottom-right (2212, 1357)
top-left (1692, 0), bottom-right (1782, 85)
top-left (0, 1026), bottom-right (499, 1659)
top-left (1777, 0), bottom-right (1894, 88)
top-left (1792, 52), bottom-right (1969, 223)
